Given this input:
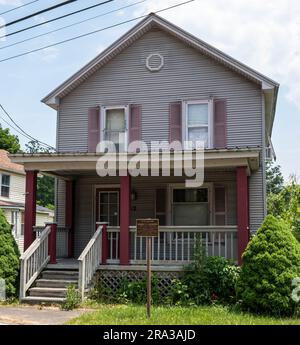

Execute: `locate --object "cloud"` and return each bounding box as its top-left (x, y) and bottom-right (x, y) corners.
top-left (136, 0), bottom-right (300, 109)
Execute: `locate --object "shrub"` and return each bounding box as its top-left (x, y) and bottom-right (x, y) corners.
top-left (167, 279), bottom-right (191, 306)
top-left (183, 256), bottom-right (240, 305)
top-left (117, 275), bottom-right (161, 305)
top-left (61, 284), bottom-right (81, 311)
top-left (237, 215), bottom-right (300, 316)
top-left (0, 209), bottom-right (20, 297)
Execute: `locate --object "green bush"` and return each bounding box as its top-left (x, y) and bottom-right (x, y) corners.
top-left (183, 256), bottom-right (240, 305)
top-left (0, 209), bottom-right (20, 297)
top-left (117, 275), bottom-right (161, 305)
top-left (61, 284), bottom-right (81, 311)
top-left (237, 215), bottom-right (300, 316)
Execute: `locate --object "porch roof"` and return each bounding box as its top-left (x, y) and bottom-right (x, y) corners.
top-left (10, 148), bottom-right (260, 178)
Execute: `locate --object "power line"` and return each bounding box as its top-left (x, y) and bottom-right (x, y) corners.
top-left (0, 0), bottom-right (77, 29)
top-left (0, 0), bottom-right (41, 16)
top-left (0, 0), bottom-right (147, 51)
top-left (0, 0), bottom-right (195, 63)
top-left (0, 104), bottom-right (56, 150)
top-left (0, 0), bottom-right (115, 39)
top-left (0, 113), bottom-right (53, 150)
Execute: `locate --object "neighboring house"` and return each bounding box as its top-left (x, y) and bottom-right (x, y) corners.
top-left (0, 150), bottom-right (54, 253)
top-left (11, 14), bottom-right (279, 302)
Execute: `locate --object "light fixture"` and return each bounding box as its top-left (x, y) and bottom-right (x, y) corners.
top-left (131, 190), bottom-right (137, 201)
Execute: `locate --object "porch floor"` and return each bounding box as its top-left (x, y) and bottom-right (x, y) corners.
top-left (47, 258), bottom-right (79, 270)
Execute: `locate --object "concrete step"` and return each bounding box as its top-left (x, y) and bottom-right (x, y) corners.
top-left (35, 279), bottom-right (78, 288)
top-left (29, 287), bottom-right (68, 298)
top-left (41, 270), bottom-right (79, 280)
top-left (21, 296), bottom-right (65, 305)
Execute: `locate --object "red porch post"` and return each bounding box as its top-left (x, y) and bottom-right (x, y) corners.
top-left (65, 180), bottom-right (74, 258)
top-left (120, 174), bottom-right (131, 265)
top-left (48, 223), bottom-right (57, 264)
top-left (24, 170), bottom-right (38, 252)
top-left (236, 166), bottom-right (250, 265)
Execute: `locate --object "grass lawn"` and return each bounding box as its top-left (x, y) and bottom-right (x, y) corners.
top-left (67, 304), bottom-right (300, 325)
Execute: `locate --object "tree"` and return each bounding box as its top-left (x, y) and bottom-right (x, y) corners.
top-left (25, 140), bottom-right (55, 208)
top-left (268, 176), bottom-right (300, 241)
top-left (266, 161), bottom-right (284, 195)
top-left (0, 125), bottom-right (21, 153)
top-left (0, 209), bottom-right (20, 297)
top-left (237, 215), bottom-right (300, 316)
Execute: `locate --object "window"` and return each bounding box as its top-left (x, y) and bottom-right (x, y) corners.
top-left (172, 187), bottom-right (210, 226)
top-left (1, 174), bottom-right (10, 198)
top-left (184, 100), bottom-right (213, 149)
top-left (97, 191), bottom-right (119, 226)
top-left (102, 106), bottom-right (128, 152)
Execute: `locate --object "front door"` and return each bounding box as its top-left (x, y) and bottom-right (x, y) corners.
top-left (96, 190), bottom-right (119, 226)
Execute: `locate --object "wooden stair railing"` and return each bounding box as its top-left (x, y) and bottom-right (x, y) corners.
top-left (19, 225), bottom-right (52, 299)
top-left (78, 224), bottom-right (106, 300)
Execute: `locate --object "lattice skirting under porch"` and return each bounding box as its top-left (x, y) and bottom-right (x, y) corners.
top-left (92, 268), bottom-right (182, 298)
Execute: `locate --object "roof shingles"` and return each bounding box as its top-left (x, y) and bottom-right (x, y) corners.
top-left (0, 150), bottom-right (25, 174)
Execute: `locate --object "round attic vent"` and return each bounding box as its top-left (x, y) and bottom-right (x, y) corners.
top-left (146, 53), bottom-right (164, 72)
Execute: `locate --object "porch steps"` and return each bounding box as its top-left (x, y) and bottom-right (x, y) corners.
top-left (20, 296), bottom-right (66, 304)
top-left (22, 266), bottom-right (79, 304)
top-left (35, 279), bottom-right (78, 288)
top-left (29, 287), bottom-right (68, 298)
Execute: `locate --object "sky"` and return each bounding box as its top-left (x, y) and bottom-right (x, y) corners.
top-left (0, 0), bottom-right (299, 180)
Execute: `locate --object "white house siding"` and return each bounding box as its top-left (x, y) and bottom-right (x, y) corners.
top-left (2, 208), bottom-right (53, 254)
top-left (0, 171), bottom-right (25, 204)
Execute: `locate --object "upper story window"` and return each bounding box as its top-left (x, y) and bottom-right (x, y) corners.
top-left (183, 100), bottom-right (213, 149)
top-left (1, 174), bottom-right (10, 198)
top-left (102, 106), bottom-right (128, 152)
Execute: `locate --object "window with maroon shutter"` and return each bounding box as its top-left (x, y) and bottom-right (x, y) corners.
top-left (214, 186), bottom-right (226, 225)
top-left (128, 104), bottom-right (142, 152)
top-left (169, 102), bottom-right (182, 144)
top-left (213, 100), bottom-right (227, 149)
top-left (88, 107), bottom-right (100, 152)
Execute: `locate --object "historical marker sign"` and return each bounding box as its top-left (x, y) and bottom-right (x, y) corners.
top-left (136, 219), bottom-right (159, 237)
top-left (136, 218), bottom-right (159, 318)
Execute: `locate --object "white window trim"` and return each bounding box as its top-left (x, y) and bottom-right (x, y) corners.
top-left (168, 183), bottom-right (213, 226)
top-left (0, 173), bottom-right (10, 198)
top-left (100, 105), bottom-right (129, 152)
top-left (182, 99), bottom-right (214, 150)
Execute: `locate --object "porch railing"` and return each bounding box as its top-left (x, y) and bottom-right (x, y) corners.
top-left (19, 225), bottom-right (51, 299)
top-left (78, 224), bottom-right (103, 300)
top-left (106, 226), bottom-right (238, 265)
top-left (34, 226), bottom-right (69, 257)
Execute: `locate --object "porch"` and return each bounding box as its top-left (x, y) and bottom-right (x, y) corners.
top-left (12, 149), bottom-right (257, 300)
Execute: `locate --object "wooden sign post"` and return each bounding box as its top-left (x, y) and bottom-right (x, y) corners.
top-left (136, 219), bottom-right (159, 319)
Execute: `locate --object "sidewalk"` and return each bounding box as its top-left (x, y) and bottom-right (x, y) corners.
top-left (0, 305), bottom-right (86, 325)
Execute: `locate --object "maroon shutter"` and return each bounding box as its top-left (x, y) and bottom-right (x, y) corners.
top-left (128, 104), bottom-right (142, 152)
top-left (214, 100), bottom-right (227, 148)
top-left (156, 189), bottom-right (166, 226)
top-left (169, 102), bottom-right (182, 143)
top-left (214, 186), bottom-right (226, 225)
top-left (88, 107), bottom-right (100, 152)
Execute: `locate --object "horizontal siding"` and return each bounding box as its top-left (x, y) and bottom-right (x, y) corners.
top-left (66, 171), bottom-right (237, 257)
top-left (58, 28), bottom-right (262, 151)
top-left (56, 179), bottom-right (66, 227)
top-left (249, 166), bottom-right (265, 232)
top-left (0, 171), bottom-right (25, 204)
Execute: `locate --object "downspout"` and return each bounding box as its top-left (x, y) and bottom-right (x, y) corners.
top-left (261, 92), bottom-right (267, 218)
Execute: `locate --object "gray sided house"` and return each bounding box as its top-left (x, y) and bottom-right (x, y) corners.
top-left (11, 14), bottom-right (278, 303)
